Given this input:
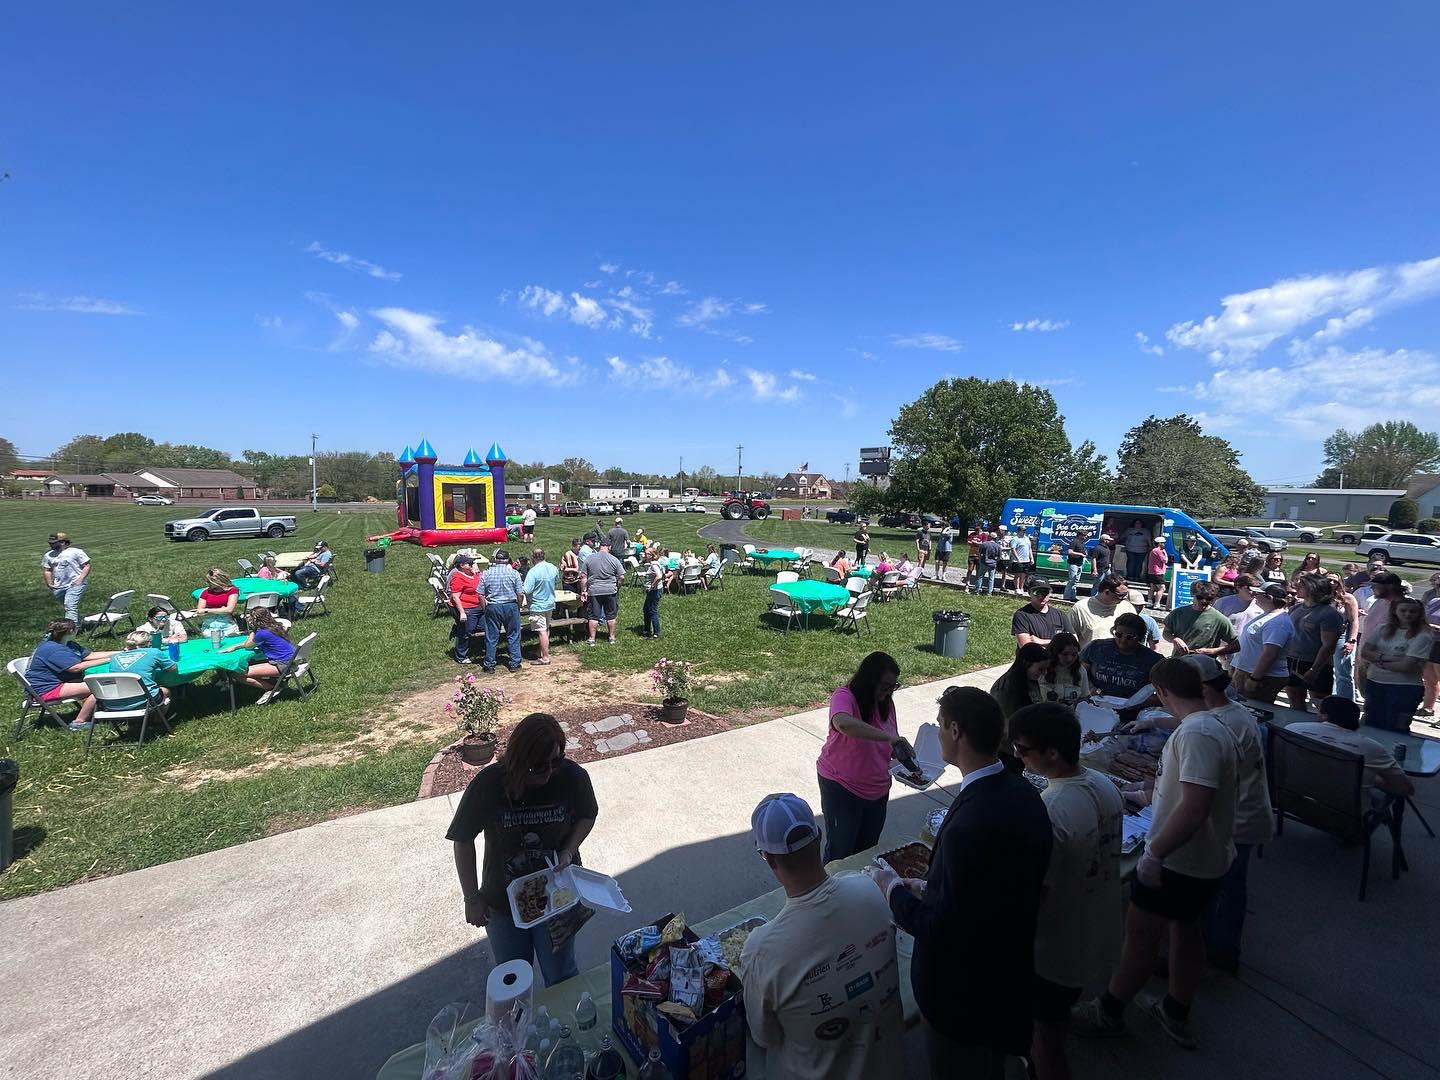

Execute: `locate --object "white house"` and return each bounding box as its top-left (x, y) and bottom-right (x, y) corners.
top-left (526, 477), bottom-right (565, 505)
top-left (587, 483), bottom-right (670, 500)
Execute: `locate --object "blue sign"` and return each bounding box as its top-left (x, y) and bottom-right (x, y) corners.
top-left (1171, 568), bottom-right (1211, 611)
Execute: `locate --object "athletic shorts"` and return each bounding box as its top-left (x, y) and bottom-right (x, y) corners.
top-left (1286, 657), bottom-right (1334, 693)
top-left (1129, 866), bottom-right (1221, 922)
top-left (527, 610), bottom-right (552, 631)
top-left (589, 593), bottom-right (618, 622)
top-left (1030, 975), bottom-right (1083, 1023)
top-left (40, 683), bottom-right (68, 702)
top-left (1235, 670), bottom-right (1287, 702)
top-left (1145, 573), bottom-right (1165, 585)
top-left (1015, 561), bottom-right (1035, 574)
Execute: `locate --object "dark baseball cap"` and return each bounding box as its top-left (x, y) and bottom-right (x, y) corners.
top-left (1260, 583), bottom-right (1288, 601)
top-left (1027, 580), bottom-right (1052, 595)
top-left (454, 553), bottom-right (475, 565)
top-left (493, 548), bottom-right (511, 563)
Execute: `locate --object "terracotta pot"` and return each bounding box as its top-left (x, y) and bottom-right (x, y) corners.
top-left (458, 734), bottom-right (497, 766)
top-left (659, 698), bottom-right (690, 725)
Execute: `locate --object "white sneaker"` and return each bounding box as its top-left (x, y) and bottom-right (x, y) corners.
top-left (256, 690), bottom-right (275, 705)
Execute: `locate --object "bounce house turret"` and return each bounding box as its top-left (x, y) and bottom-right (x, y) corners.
top-left (369, 438), bottom-right (511, 548)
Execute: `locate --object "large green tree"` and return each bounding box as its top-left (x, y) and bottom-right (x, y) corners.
top-left (50, 434), bottom-right (107, 472)
top-left (1112, 415), bottom-right (1263, 516)
top-left (0, 435), bottom-right (18, 476)
top-left (1314, 420), bottom-right (1440, 488)
top-left (886, 377), bottom-right (1088, 526)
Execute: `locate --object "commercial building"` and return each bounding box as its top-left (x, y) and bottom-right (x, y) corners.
top-left (1262, 487), bottom-right (1404, 523)
top-left (586, 483), bottom-right (671, 500)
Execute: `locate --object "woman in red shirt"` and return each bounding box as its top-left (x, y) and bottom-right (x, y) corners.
top-left (447, 553), bottom-right (483, 664)
top-left (196, 569), bottom-right (240, 636)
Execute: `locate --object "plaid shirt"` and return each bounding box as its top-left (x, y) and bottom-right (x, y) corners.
top-left (480, 564), bottom-right (523, 604)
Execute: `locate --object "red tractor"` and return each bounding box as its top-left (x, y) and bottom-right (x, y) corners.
top-left (721, 492), bottom-right (771, 520)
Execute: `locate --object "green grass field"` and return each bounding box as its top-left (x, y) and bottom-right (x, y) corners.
top-left (0, 502), bottom-right (1017, 899)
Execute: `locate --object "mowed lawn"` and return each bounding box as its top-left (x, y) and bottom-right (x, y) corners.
top-left (0, 503), bottom-right (1017, 899)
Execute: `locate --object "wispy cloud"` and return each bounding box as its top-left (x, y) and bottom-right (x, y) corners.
top-left (744, 369), bottom-right (802, 402)
top-left (677, 296), bottom-right (732, 327)
top-left (368, 307), bottom-right (565, 382)
top-left (1009, 318), bottom-right (1069, 332)
top-left (832, 394), bottom-right (859, 419)
top-left (1135, 331), bottom-right (1165, 357)
top-left (515, 284), bottom-right (653, 337)
top-left (257, 314), bottom-right (284, 331)
top-left (1165, 256), bottom-right (1440, 364)
top-left (675, 295), bottom-right (767, 342)
top-left (788, 369), bottom-right (817, 381)
top-left (16, 292), bottom-right (143, 315)
top-left (606, 354), bottom-right (730, 394)
top-left (892, 332), bottom-right (963, 352)
top-left (305, 241), bottom-right (402, 281)
top-left (598, 261), bottom-right (620, 274)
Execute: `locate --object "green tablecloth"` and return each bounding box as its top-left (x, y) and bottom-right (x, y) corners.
top-left (100, 636), bottom-right (256, 686)
top-left (772, 580), bottom-right (851, 615)
top-left (851, 565), bottom-right (874, 578)
top-left (192, 577), bottom-right (300, 602)
top-left (751, 548), bottom-right (801, 564)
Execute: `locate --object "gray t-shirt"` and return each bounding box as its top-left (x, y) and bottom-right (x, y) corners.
top-left (42, 546), bottom-right (90, 588)
top-left (606, 526), bottom-right (630, 552)
top-left (1286, 603), bottom-right (1344, 663)
top-left (582, 551), bottom-right (625, 595)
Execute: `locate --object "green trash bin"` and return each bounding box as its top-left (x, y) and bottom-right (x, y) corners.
top-left (0, 759), bottom-right (17, 873)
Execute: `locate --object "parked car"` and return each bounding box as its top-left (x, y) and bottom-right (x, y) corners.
top-left (1336, 523), bottom-right (1390, 546)
top-left (133, 494), bottom-right (173, 506)
top-left (164, 506), bottom-right (298, 542)
top-left (1205, 526), bottom-right (1288, 553)
top-left (644, 503), bottom-right (666, 513)
top-left (878, 511), bottom-right (921, 529)
top-left (686, 502), bottom-right (709, 513)
top-left (918, 513), bottom-right (947, 528)
top-left (596, 502), bottom-right (616, 515)
top-left (664, 503), bottom-right (688, 513)
top-left (1254, 520), bottom-right (1330, 543)
top-left (535, 503), bottom-right (551, 517)
top-left (826, 507), bottom-right (862, 523)
top-left (559, 501), bottom-right (585, 516)
top-left (1363, 532), bottom-right (1440, 567)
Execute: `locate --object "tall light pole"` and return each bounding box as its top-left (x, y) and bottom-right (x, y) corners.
top-left (735, 444), bottom-right (744, 494)
top-left (310, 433), bottom-right (318, 513)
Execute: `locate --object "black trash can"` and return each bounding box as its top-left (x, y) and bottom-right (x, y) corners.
top-left (0, 759), bottom-right (17, 873)
top-left (932, 610), bottom-right (970, 658)
top-left (364, 548), bottom-right (386, 573)
top-left (720, 543), bottom-right (738, 563)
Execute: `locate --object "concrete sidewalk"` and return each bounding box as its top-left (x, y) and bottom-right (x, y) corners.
top-left (1, 665), bottom-right (1437, 1080)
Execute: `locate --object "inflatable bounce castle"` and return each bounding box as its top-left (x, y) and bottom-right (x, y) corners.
top-left (371, 439), bottom-right (511, 547)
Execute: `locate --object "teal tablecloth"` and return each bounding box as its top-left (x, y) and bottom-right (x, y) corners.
top-left (752, 548), bottom-right (801, 563)
top-left (851, 565), bottom-right (874, 578)
top-left (100, 636), bottom-right (257, 686)
top-left (192, 577), bottom-right (300, 602)
top-left (772, 580), bottom-right (851, 615)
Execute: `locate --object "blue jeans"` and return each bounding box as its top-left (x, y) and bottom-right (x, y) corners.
top-left (1125, 551), bottom-right (1146, 580)
top-left (1335, 647), bottom-right (1356, 701)
top-left (454, 607), bottom-right (482, 662)
top-left (1363, 679), bottom-right (1424, 732)
top-left (52, 582), bottom-right (87, 625)
top-left (293, 564), bottom-right (322, 589)
top-left (1064, 561), bottom-right (1084, 602)
top-left (1203, 843), bottom-right (1252, 962)
top-left (643, 589), bottom-right (661, 637)
top-left (979, 564), bottom-right (997, 595)
top-left (485, 601), bottom-right (521, 669)
top-left (485, 901), bottom-right (579, 988)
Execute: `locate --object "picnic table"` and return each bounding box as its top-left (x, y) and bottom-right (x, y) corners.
top-left (374, 846), bottom-right (919, 1080)
top-left (272, 551), bottom-right (313, 571)
top-left (192, 577), bottom-right (300, 602)
top-left (772, 580), bottom-right (851, 627)
top-left (99, 635), bottom-right (258, 713)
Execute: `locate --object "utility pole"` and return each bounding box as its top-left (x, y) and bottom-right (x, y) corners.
top-left (310, 433), bottom-right (319, 513)
top-left (679, 455), bottom-right (684, 494)
top-left (735, 444), bottom-right (744, 494)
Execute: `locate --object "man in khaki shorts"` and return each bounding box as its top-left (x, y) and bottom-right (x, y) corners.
top-left (521, 547), bottom-right (560, 666)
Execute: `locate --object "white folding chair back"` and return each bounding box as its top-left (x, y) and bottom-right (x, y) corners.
top-left (879, 571), bottom-right (903, 601)
top-left (246, 592), bottom-right (282, 612)
top-left (679, 565), bottom-right (704, 593)
top-left (270, 632), bottom-right (318, 701)
top-left (295, 575), bottom-right (331, 618)
top-left (82, 671), bottom-right (170, 755)
top-left (845, 576), bottom-right (867, 595)
top-left (429, 575), bottom-right (451, 617)
top-left (10, 656), bottom-right (78, 737)
top-left (236, 559), bottom-right (255, 575)
top-left (82, 591), bottom-right (137, 637)
top-left (147, 593), bottom-right (199, 626)
top-left (775, 571), bottom-right (799, 584)
top-left (834, 590), bottom-right (873, 634)
top-left (766, 585), bottom-right (800, 633)
top-left (705, 561), bottom-right (725, 588)
top-left (824, 566), bottom-right (844, 584)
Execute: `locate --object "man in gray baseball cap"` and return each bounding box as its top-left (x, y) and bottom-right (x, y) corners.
top-left (739, 793), bottom-right (904, 1078)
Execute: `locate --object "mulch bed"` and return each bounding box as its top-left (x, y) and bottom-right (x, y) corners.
top-left (420, 702), bottom-right (731, 799)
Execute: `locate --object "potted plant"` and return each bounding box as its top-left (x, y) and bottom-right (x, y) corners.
top-left (649, 657), bottom-right (694, 725)
top-left (445, 674), bottom-right (508, 765)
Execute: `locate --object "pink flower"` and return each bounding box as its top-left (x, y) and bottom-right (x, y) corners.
top-left (444, 703), bottom-right (454, 713)
top-left (465, 673), bottom-right (477, 684)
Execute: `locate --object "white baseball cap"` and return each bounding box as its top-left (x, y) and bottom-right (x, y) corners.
top-left (751, 793), bottom-right (820, 855)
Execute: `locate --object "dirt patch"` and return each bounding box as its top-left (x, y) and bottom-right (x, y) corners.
top-left (422, 702), bottom-right (733, 800)
top-left (160, 652), bottom-right (667, 790)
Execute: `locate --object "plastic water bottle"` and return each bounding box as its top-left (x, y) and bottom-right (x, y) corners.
top-left (543, 1025), bottom-right (586, 1079)
top-left (574, 991), bottom-right (599, 1057)
top-left (150, 629), bottom-right (163, 650)
top-left (637, 1049), bottom-right (673, 1080)
top-left (585, 1035), bottom-right (627, 1080)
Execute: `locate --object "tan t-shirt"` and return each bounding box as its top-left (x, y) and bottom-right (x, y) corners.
top-left (1071, 596), bottom-right (1137, 648)
top-left (1364, 626), bottom-right (1434, 686)
top-left (1035, 769), bottom-right (1125, 988)
top-left (741, 873), bottom-right (905, 1080)
top-left (1151, 709), bottom-right (1238, 879)
top-left (1211, 702), bottom-right (1275, 846)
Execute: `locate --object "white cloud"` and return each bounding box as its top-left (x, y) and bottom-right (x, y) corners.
top-left (568, 293), bottom-right (607, 328)
top-left (659, 281), bottom-right (687, 295)
top-left (517, 284), bottom-right (653, 337)
top-left (1135, 332), bottom-right (1165, 357)
top-left (257, 314), bottom-right (284, 331)
top-left (788, 369), bottom-right (817, 381)
top-left (833, 394), bottom-right (859, 418)
top-left (16, 292), bottom-right (142, 315)
top-left (605, 353), bottom-right (730, 395)
top-left (368, 307), bottom-right (563, 382)
top-left (741, 302), bottom-right (768, 315)
top-left (305, 241), bottom-right (401, 281)
top-left (892, 332), bottom-right (963, 352)
top-left (1009, 318), bottom-right (1069, 332)
top-left (1165, 256), bottom-right (1440, 364)
top-left (677, 296), bottom-right (732, 327)
top-left (743, 369), bottom-right (802, 402)
top-left (599, 261), bottom-right (620, 274)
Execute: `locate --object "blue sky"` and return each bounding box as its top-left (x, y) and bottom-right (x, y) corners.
top-left (4, 3), bottom-right (1439, 486)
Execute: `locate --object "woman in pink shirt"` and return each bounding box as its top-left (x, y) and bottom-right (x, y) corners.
top-left (1146, 536), bottom-right (1169, 609)
top-left (816, 651), bottom-right (914, 861)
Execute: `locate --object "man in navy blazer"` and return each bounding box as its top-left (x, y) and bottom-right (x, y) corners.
top-left (869, 686), bottom-right (1053, 1079)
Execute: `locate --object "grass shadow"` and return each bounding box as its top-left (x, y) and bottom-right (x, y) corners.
top-left (8, 824), bottom-right (47, 862)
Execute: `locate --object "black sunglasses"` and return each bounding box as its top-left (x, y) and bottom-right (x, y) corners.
top-left (527, 752), bottom-right (565, 776)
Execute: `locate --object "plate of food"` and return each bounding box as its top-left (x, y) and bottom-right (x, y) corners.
top-left (506, 861), bottom-right (632, 929)
top-left (875, 841), bottom-right (932, 880)
top-left (717, 916), bottom-right (767, 975)
top-left (889, 723), bottom-right (947, 790)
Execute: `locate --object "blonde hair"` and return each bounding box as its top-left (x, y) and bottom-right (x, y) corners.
top-left (126, 628), bottom-right (154, 648)
top-left (206, 569), bottom-right (234, 590)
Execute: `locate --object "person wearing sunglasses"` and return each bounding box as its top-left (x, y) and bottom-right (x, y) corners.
top-left (446, 712), bottom-right (598, 986)
top-left (1080, 613), bottom-right (1161, 706)
top-left (1070, 573), bottom-right (1138, 650)
top-left (1162, 581), bottom-right (1238, 661)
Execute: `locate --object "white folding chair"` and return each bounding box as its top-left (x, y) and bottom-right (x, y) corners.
top-left (147, 593), bottom-right (199, 631)
top-left (81, 591), bottom-right (137, 637)
top-left (775, 571), bottom-right (799, 584)
top-left (269, 633), bottom-right (318, 702)
top-left (236, 558), bottom-right (255, 576)
top-left (705, 561), bottom-right (725, 589)
top-left (294, 575), bottom-right (331, 618)
top-left (845, 575), bottom-right (867, 595)
top-left (899, 574), bottom-right (921, 601)
top-left (739, 545), bottom-right (757, 573)
top-left (9, 656), bottom-right (78, 738)
top-left (824, 566), bottom-right (845, 584)
top-left (429, 575), bottom-right (452, 617)
top-left (679, 564), bottom-right (704, 594)
top-left (766, 585), bottom-right (801, 633)
top-left (878, 571), bottom-right (903, 602)
top-left (82, 672), bottom-right (171, 756)
top-left (833, 590), bottom-right (873, 635)
top-left (245, 592), bottom-right (282, 613)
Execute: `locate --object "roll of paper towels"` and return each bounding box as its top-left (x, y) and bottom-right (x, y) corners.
top-left (485, 959), bottom-right (533, 1027)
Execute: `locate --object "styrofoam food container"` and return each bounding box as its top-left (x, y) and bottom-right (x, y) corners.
top-left (507, 864), bottom-right (632, 930)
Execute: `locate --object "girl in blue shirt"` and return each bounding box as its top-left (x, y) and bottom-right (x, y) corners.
top-left (217, 608), bottom-right (297, 705)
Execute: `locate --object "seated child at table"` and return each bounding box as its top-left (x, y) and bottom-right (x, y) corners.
top-left (196, 570), bottom-right (241, 636)
top-left (137, 606), bottom-right (189, 644)
top-left (106, 628), bottom-right (179, 710)
top-left (256, 556), bottom-right (289, 581)
top-left (24, 619), bottom-right (118, 730)
top-left (217, 607), bottom-right (297, 705)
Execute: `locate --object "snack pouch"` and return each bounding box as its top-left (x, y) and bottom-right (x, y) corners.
top-left (669, 944), bottom-right (705, 1011)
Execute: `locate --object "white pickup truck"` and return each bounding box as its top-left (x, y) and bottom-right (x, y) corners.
top-left (1252, 521), bottom-right (1330, 543)
top-left (1335, 524), bottom-right (1390, 546)
top-left (164, 506), bottom-right (299, 542)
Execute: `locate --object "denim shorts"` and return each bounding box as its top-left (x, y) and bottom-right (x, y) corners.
top-left (589, 593), bottom-right (618, 621)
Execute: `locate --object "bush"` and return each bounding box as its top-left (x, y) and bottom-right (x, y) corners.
top-left (1388, 497), bottom-right (1420, 529)
top-left (316, 482), bottom-right (337, 499)
top-left (1419, 518), bottom-right (1440, 535)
